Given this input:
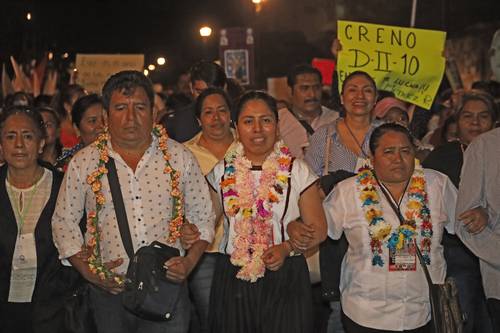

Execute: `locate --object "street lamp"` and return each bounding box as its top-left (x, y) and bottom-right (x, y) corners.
top-left (148, 64), bottom-right (156, 71)
top-left (157, 57), bottom-right (166, 66)
top-left (26, 12), bottom-right (32, 21)
top-left (143, 69), bottom-right (149, 76)
top-left (199, 26), bottom-right (212, 37)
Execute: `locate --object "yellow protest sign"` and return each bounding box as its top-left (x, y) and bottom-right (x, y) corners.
top-left (75, 54), bottom-right (144, 93)
top-left (337, 21), bottom-right (446, 109)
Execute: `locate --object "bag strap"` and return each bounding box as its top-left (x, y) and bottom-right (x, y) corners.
top-left (375, 177), bottom-right (434, 287)
top-left (288, 108), bottom-right (315, 136)
top-left (106, 157), bottom-right (135, 259)
top-left (322, 124), bottom-right (334, 176)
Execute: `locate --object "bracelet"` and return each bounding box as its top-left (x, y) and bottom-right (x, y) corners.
top-left (284, 240), bottom-right (297, 257)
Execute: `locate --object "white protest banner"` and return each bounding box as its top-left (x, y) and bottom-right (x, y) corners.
top-left (75, 54), bottom-right (144, 93)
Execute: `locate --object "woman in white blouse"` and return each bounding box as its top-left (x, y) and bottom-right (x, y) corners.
top-left (323, 123), bottom-right (457, 333)
top-left (0, 106), bottom-right (76, 332)
top-left (205, 91), bottom-right (327, 333)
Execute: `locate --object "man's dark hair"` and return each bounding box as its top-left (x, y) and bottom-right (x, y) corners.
top-left (287, 64), bottom-right (322, 88)
top-left (72, 94), bottom-right (103, 128)
top-left (194, 87), bottom-right (232, 119)
top-left (189, 61), bottom-right (227, 88)
top-left (234, 90), bottom-right (278, 124)
top-left (369, 122), bottom-right (415, 155)
top-left (102, 70), bottom-right (155, 111)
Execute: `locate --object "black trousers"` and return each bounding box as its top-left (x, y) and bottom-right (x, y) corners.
top-left (342, 312), bottom-right (431, 333)
top-left (487, 298), bottom-right (500, 333)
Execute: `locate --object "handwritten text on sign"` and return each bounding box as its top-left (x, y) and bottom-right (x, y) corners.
top-left (337, 21), bottom-right (446, 109)
top-left (76, 54), bottom-right (144, 93)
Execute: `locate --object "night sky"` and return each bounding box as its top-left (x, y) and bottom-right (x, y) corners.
top-left (2, 0), bottom-right (256, 84)
top-left (2, 0), bottom-right (500, 85)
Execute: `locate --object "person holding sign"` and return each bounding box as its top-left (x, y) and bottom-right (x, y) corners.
top-left (305, 70), bottom-right (379, 176)
top-left (323, 123), bottom-right (457, 332)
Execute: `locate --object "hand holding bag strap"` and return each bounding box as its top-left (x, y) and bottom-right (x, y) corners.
top-left (106, 157), bottom-right (135, 259)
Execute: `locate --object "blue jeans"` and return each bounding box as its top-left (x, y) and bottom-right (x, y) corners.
top-left (89, 283), bottom-right (190, 333)
top-left (188, 253), bottom-right (217, 333)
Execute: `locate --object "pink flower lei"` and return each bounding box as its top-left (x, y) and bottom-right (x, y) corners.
top-left (221, 140), bottom-right (292, 282)
top-left (85, 124), bottom-right (184, 282)
top-left (356, 159), bottom-right (432, 267)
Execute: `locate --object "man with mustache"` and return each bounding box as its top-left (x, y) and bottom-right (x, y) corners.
top-left (278, 64), bottom-right (339, 158)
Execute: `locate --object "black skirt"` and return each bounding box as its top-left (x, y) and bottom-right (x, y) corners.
top-left (209, 254), bottom-right (313, 333)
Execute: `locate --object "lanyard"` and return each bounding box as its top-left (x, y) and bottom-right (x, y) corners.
top-left (373, 173), bottom-right (410, 226)
top-left (6, 181), bottom-right (40, 236)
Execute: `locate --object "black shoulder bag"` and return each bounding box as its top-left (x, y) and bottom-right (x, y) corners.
top-left (378, 180), bottom-right (464, 333)
top-left (106, 158), bottom-right (182, 322)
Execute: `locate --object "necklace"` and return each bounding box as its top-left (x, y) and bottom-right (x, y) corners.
top-left (86, 124), bottom-right (183, 282)
top-left (356, 159), bottom-right (432, 267)
top-left (343, 119), bottom-right (368, 158)
top-left (221, 140), bottom-right (292, 282)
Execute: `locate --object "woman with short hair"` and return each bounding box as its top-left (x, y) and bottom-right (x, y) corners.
top-left (0, 106), bottom-right (75, 332)
top-left (55, 94), bottom-right (105, 170)
top-left (324, 123), bottom-right (457, 332)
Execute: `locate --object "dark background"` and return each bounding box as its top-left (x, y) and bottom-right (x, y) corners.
top-left (2, 0), bottom-right (499, 86)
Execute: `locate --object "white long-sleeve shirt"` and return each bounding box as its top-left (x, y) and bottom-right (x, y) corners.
top-left (323, 168), bottom-right (457, 331)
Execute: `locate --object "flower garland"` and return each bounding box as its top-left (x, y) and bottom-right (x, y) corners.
top-left (221, 140), bottom-right (292, 282)
top-left (356, 159), bottom-right (432, 267)
top-left (85, 124), bottom-right (184, 282)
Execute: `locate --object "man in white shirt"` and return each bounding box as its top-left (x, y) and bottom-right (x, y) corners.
top-left (52, 71), bottom-right (215, 333)
top-left (278, 64), bottom-right (339, 158)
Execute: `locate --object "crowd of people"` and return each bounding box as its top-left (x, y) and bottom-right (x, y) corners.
top-left (0, 53), bottom-right (499, 333)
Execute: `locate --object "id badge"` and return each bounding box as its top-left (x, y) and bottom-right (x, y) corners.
top-left (389, 239), bottom-right (416, 271)
top-left (8, 233), bottom-right (38, 302)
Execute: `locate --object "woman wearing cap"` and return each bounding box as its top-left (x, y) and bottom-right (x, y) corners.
top-left (373, 97), bottom-right (433, 161)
